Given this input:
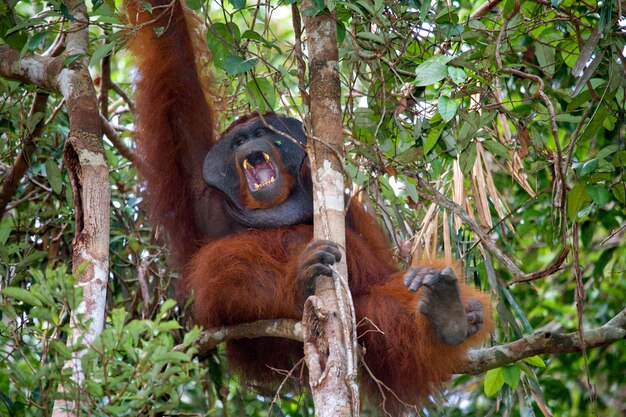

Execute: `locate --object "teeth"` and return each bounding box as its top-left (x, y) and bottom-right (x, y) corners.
top-left (243, 159), bottom-right (252, 170)
top-left (263, 152), bottom-right (270, 162)
top-left (253, 176), bottom-right (276, 190)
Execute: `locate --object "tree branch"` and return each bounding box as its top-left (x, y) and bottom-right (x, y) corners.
top-left (175, 319), bottom-right (303, 353)
top-left (462, 307), bottom-right (626, 374)
top-left (0, 45), bottom-right (64, 91)
top-left (183, 307), bottom-right (626, 380)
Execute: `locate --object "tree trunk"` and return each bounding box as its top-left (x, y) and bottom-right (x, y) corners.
top-left (300, 2), bottom-right (359, 416)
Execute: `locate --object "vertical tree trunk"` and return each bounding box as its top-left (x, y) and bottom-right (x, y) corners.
top-left (0, 1), bottom-right (110, 415)
top-left (300, 2), bottom-right (359, 416)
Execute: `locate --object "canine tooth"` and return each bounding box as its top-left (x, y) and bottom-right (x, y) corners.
top-left (263, 152), bottom-right (270, 162)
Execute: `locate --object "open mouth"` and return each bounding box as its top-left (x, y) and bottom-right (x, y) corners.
top-left (242, 151), bottom-right (277, 191)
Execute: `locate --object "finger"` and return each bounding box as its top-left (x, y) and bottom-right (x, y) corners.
top-left (408, 276), bottom-right (423, 291)
top-left (403, 268), bottom-right (418, 287)
top-left (303, 264), bottom-right (333, 281)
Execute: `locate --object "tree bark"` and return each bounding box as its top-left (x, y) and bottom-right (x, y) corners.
top-left (185, 305), bottom-right (626, 377)
top-left (300, 2), bottom-right (359, 416)
top-left (0, 2), bottom-right (110, 415)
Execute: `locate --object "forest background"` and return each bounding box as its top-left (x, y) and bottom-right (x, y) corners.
top-left (0, 0), bottom-right (625, 416)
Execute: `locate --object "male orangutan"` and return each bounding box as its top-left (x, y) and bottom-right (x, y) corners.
top-left (127, 0), bottom-right (492, 411)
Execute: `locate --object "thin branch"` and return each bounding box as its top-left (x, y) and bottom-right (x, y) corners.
top-left (507, 247), bottom-right (570, 285)
top-left (110, 81), bottom-right (136, 113)
top-left (100, 115), bottom-right (136, 162)
top-left (174, 319), bottom-right (303, 352)
top-left (99, 52), bottom-right (111, 118)
top-left (471, 0), bottom-right (504, 19)
top-left (291, 4), bottom-right (309, 109)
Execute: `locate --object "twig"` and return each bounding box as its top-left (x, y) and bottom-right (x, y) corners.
top-left (471, 0), bottom-right (504, 20)
top-left (110, 81), bottom-right (136, 113)
top-left (291, 4), bottom-right (309, 109)
top-left (101, 114), bottom-right (136, 162)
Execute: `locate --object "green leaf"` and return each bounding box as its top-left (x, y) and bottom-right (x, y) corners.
top-left (16, 251), bottom-right (46, 272)
top-left (414, 55), bottom-right (453, 87)
top-left (59, 3), bottom-right (75, 20)
top-left (484, 368), bottom-right (505, 396)
top-left (438, 96), bottom-right (458, 123)
top-left (159, 299), bottom-right (178, 316)
top-left (459, 142), bottom-right (477, 175)
top-left (228, 0), bottom-right (246, 9)
top-left (596, 145), bottom-right (619, 160)
top-left (2, 287), bottom-right (43, 307)
top-left (63, 53), bottom-right (83, 67)
top-left (482, 140), bottom-right (510, 160)
top-left (574, 159), bottom-right (598, 177)
top-left (559, 38), bottom-right (578, 68)
top-left (535, 43), bottom-right (555, 76)
top-left (246, 78), bottom-right (276, 113)
top-left (356, 31), bottom-right (385, 44)
top-left (447, 66), bottom-right (466, 84)
top-left (206, 22), bottom-right (240, 69)
top-left (523, 355), bottom-right (546, 368)
top-left (567, 182), bottom-right (590, 221)
top-left (45, 160), bottom-right (63, 194)
top-left (27, 30), bottom-right (49, 51)
top-left (241, 29), bottom-right (261, 42)
top-left (224, 55), bottom-right (257, 75)
top-left (153, 26), bottom-right (164, 37)
top-left (152, 351), bottom-right (191, 363)
top-left (301, 6), bottom-right (321, 16)
top-left (0, 223), bottom-right (10, 245)
top-left (577, 203), bottom-right (593, 219)
top-left (111, 308), bottom-right (127, 330)
top-left (157, 320), bottom-right (181, 332)
top-left (420, 0), bottom-right (431, 20)
top-left (25, 112), bottom-right (43, 134)
top-left (312, 0), bottom-right (325, 11)
top-left (185, 0), bottom-right (202, 10)
top-left (403, 180), bottom-right (419, 203)
top-left (503, 365), bottom-right (521, 388)
top-left (336, 21), bottom-right (346, 44)
top-left (354, 108), bottom-right (376, 129)
top-left (50, 340), bottom-right (72, 360)
top-left (424, 122), bottom-right (445, 154)
top-left (611, 181), bottom-right (626, 204)
top-left (139, 1), bottom-right (153, 13)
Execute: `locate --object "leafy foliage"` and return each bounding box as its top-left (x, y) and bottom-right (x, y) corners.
top-left (1, 0), bottom-right (625, 416)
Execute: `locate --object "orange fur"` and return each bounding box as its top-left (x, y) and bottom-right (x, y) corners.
top-left (187, 223), bottom-right (493, 410)
top-left (128, 0), bottom-right (492, 412)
